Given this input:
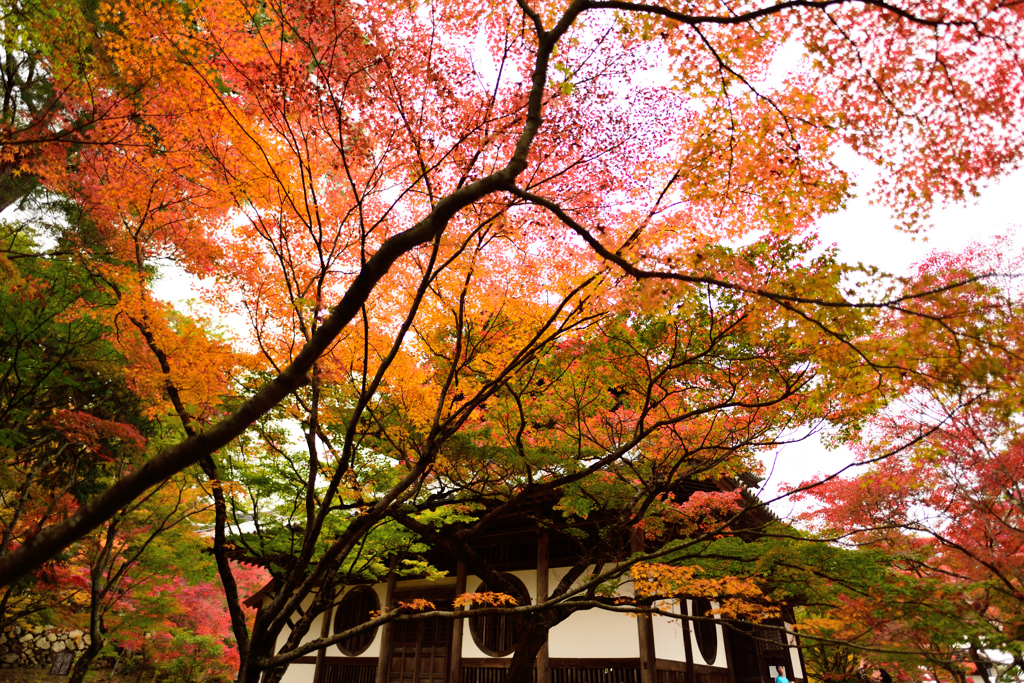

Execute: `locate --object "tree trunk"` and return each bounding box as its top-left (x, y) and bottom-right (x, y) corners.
top-left (0, 160), bottom-right (37, 213)
top-left (68, 635), bottom-right (104, 683)
top-left (968, 644), bottom-right (991, 683)
top-left (262, 662), bottom-right (289, 683)
top-left (505, 613), bottom-right (560, 683)
top-left (237, 645), bottom-right (267, 683)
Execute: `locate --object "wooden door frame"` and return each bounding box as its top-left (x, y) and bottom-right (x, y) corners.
top-left (385, 588), bottom-right (457, 683)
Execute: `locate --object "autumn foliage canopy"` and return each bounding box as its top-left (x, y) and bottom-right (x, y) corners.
top-left (2, 0), bottom-right (1024, 681)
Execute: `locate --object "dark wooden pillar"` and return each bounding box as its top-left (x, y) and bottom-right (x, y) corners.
top-left (449, 560), bottom-right (467, 683)
top-left (313, 593), bottom-right (335, 683)
top-left (681, 601), bottom-right (697, 683)
top-left (536, 530), bottom-right (551, 683)
top-left (376, 556), bottom-right (400, 683)
top-left (631, 530), bottom-right (657, 683)
top-left (722, 616), bottom-right (737, 683)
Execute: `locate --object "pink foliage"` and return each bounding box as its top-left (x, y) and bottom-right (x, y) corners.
top-left (50, 410), bottom-right (147, 461)
top-left (115, 562), bottom-right (269, 676)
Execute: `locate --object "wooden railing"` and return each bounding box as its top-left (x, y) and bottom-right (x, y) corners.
top-left (324, 663), bottom-right (378, 683)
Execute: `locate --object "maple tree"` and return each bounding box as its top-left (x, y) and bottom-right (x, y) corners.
top-left (792, 248), bottom-right (1024, 681)
top-left (787, 550), bottom-right (987, 683)
top-left (0, 214), bottom-right (256, 680)
top-left (0, 0), bottom-right (1022, 682)
top-left (63, 475), bottom-right (213, 683)
top-left (0, 216), bottom-right (157, 629)
top-left (100, 560), bottom-right (268, 683)
top-left (0, 0), bottom-right (151, 212)
top-left (794, 411), bottom-right (1024, 677)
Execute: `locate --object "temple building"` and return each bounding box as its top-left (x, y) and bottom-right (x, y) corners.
top-left (252, 482), bottom-right (806, 683)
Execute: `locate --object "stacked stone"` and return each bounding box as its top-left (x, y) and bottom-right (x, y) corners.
top-left (0, 624), bottom-right (91, 668)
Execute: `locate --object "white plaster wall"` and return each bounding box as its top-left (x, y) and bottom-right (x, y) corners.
top-left (684, 600), bottom-right (727, 670)
top-left (272, 570), bottom-right (752, 669)
top-left (701, 621), bottom-right (727, 670)
top-left (273, 593), bottom-right (318, 683)
top-left (460, 569), bottom-right (535, 659)
top-left (274, 585), bottom-right (389, 659)
top-left (784, 621), bottom-right (803, 679)
top-left (395, 577), bottom-right (458, 592)
top-left (336, 584), bottom-right (388, 658)
top-left (547, 604), bottom-right (641, 658)
top-left (545, 565), bottom-right (640, 659)
top-left (274, 594), bottom-right (315, 654)
top-left (651, 600), bottom-right (687, 663)
top-left (457, 566), bottom-right (645, 660)
top-left (280, 661), bottom-right (315, 683)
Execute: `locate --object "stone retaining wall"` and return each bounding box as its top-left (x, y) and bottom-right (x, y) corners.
top-left (0, 624), bottom-right (92, 668)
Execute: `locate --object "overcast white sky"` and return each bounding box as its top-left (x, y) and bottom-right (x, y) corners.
top-left (757, 152), bottom-right (1023, 518)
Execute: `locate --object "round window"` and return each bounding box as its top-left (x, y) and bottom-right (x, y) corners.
top-left (690, 598), bottom-right (717, 665)
top-left (468, 574), bottom-right (530, 657)
top-left (334, 586), bottom-right (380, 656)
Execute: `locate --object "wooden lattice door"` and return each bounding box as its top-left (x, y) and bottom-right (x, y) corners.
top-left (388, 605), bottom-right (451, 683)
top-left (727, 624), bottom-right (765, 683)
